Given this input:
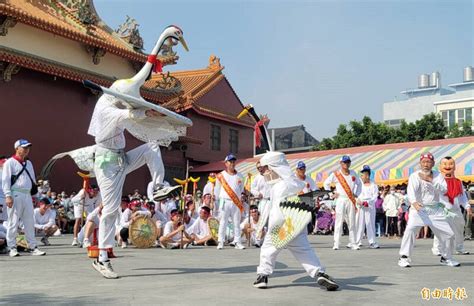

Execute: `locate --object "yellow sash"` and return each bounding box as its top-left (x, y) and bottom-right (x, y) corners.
top-left (334, 171), bottom-right (357, 209)
top-left (217, 172), bottom-right (244, 213)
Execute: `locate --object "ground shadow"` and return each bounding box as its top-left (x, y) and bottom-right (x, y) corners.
top-left (0, 292), bottom-right (111, 305)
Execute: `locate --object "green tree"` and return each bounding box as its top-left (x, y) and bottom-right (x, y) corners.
top-left (312, 113), bottom-right (455, 151)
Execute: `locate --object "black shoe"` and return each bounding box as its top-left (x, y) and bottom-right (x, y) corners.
top-left (253, 274), bottom-right (268, 289)
top-left (316, 272), bottom-right (339, 291)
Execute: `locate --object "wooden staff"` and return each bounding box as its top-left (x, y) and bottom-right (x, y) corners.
top-left (208, 175), bottom-right (217, 213)
top-left (180, 160), bottom-right (190, 249)
top-left (244, 173), bottom-right (252, 247)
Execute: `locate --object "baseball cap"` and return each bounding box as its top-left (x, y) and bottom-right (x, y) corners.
top-left (297, 161), bottom-right (306, 169)
top-left (340, 155), bottom-right (351, 163)
top-left (224, 154), bottom-right (237, 162)
top-left (14, 139), bottom-right (32, 149)
top-left (360, 165), bottom-right (371, 173)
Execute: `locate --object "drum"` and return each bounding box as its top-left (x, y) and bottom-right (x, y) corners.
top-left (129, 216), bottom-right (158, 248)
top-left (207, 217), bottom-right (219, 241)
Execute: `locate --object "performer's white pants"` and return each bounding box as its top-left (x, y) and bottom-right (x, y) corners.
top-left (334, 197), bottom-right (356, 248)
top-left (6, 192), bottom-right (37, 249)
top-left (355, 205), bottom-right (376, 245)
top-left (257, 230), bottom-right (324, 277)
top-left (218, 199), bottom-right (241, 244)
top-left (95, 143), bottom-right (164, 249)
top-left (432, 206), bottom-right (466, 253)
top-left (399, 207), bottom-right (454, 259)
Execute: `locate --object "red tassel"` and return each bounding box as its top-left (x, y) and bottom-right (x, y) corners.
top-left (254, 117), bottom-right (269, 148)
top-left (147, 54), bottom-right (162, 73)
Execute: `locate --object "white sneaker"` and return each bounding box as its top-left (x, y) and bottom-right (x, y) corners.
top-left (92, 260), bottom-right (119, 279)
top-left (9, 248), bottom-right (19, 257)
top-left (31, 248), bottom-right (46, 256)
top-left (346, 243), bottom-right (353, 249)
top-left (455, 250), bottom-right (470, 255)
top-left (398, 256), bottom-right (411, 268)
top-left (121, 241), bottom-right (127, 249)
top-left (235, 243), bottom-right (246, 250)
top-left (217, 242), bottom-right (224, 250)
top-left (440, 257), bottom-right (461, 267)
top-left (351, 245), bottom-right (360, 250)
top-left (332, 245), bottom-right (339, 250)
top-left (431, 248), bottom-right (441, 256)
top-left (369, 243), bottom-right (380, 249)
top-left (71, 238), bottom-right (78, 246)
top-left (83, 239), bottom-right (91, 248)
top-left (53, 229), bottom-right (61, 237)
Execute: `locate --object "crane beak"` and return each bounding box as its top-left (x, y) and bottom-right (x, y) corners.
top-left (237, 108), bottom-right (249, 119)
top-left (179, 37), bottom-right (189, 52)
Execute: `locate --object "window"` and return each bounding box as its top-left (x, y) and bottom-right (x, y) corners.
top-left (457, 109), bottom-right (465, 125)
top-left (210, 124), bottom-right (221, 151)
top-left (229, 129), bottom-right (239, 154)
top-left (384, 119), bottom-right (401, 128)
top-left (441, 111), bottom-right (448, 126)
top-left (466, 108), bottom-right (472, 125)
top-left (448, 110), bottom-right (456, 127)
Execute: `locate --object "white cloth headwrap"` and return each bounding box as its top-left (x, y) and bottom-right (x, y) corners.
top-left (260, 151), bottom-right (305, 195)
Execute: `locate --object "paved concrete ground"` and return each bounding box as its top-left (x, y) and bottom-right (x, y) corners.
top-left (0, 234), bottom-right (472, 305)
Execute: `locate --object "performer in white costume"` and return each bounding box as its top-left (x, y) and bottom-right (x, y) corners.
top-left (253, 151), bottom-right (338, 291)
top-left (250, 162), bottom-right (271, 213)
top-left (71, 185), bottom-right (101, 246)
top-left (41, 26), bottom-right (190, 278)
top-left (355, 165), bottom-right (379, 249)
top-left (215, 154), bottom-right (246, 250)
top-left (323, 155), bottom-right (362, 250)
top-left (431, 156), bottom-right (471, 256)
top-left (2, 139), bottom-right (46, 257)
top-left (398, 153), bottom-right (459, 268)
top-left (295, 161), bottom-right (317, 194)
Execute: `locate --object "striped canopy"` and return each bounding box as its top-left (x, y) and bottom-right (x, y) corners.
top-left (235, 137), bottom-right (474, 186)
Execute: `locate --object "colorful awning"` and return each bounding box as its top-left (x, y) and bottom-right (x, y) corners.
top-left (235, 136), bottom-right (474, 186)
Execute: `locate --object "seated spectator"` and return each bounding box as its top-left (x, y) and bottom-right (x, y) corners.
top-left (34, 198), bottom-right (60, 246)
top-left (160, 209), bottom-right (194, 249)
top-left (119, 199), bottom-right (151, 248)
top-left (186, 198), bottom-right (199, 220)
top-left (56, 203), bottom-right (68, 234)
top-left (145, 201), bottom-right (167, 242)
top-left (240, 205), bottom-right (264, 247)
top-left (189, 206), bottom-right (216, 246)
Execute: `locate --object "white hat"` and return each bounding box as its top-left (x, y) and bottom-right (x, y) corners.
top-left (14, 139), bottom-right (32, 149)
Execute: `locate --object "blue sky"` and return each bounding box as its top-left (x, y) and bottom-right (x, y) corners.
top-left (95, 0), bottom-right (473, 140)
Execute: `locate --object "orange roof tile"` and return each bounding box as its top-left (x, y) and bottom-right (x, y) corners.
top-left (147, 55), bottom-right (255, 127)
top-left (0, 0), bottom-right (177, 64)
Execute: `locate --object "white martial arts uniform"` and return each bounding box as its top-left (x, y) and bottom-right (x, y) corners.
top-left (71, 189), bottom-right (102, 219)
top-left (1, 157), bottom-right (37, 249)
top-left (298, 175), bottom-right (317, 194)
top-left (203, 181), bottom-right (219, 216)
top-left (251, 174), bottom-right (271, 213)
top-left (399, 171), bottom-right (454, 260)
top-left (88, 98), bottom-right (165, 251)
top-left (214, 170), bottom-right (244, 244)
top-left (355, 182), bottom-right (379, 246)
top-left (323, 170), bottom-right (362, 248)
top-left (432, 179), bottom-right (470, 254)
top-left (78, 205), bottom-right (102, 243)
top-left (120, 208), bottom-right (151, 230)
top-left (257, 152), bottom-right (325, 277)
top-left (188, 217), bottom-right (210, 240)
top-left (240, 217), bottom-right (263, 246)
top-left (163, 221), bottom-right (182, 242)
